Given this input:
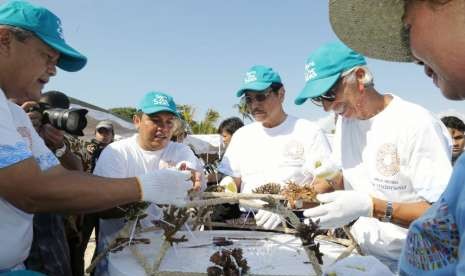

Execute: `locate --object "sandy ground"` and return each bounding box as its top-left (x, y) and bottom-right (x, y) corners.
top-left (84, 230), bottom-right (96, 276)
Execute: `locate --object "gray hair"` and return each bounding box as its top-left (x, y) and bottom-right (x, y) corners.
top-left (342, 66), bottom-right (374, 88)
top-left (0, 25), bottom-right (35, 42)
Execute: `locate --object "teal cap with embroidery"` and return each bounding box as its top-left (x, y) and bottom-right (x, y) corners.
top-left (137, 91), bottom-right (179, 117)
top-left (0, 0), bottom-right (87, 72)
top-left (236, 65), bottom-right (282, 97)
top-left (294, 41), bottom-right (366, 105)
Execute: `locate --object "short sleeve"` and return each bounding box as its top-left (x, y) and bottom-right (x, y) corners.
top-left (0, 93), bottom-right (32, 168)
top-left (217, 131), bottom-right (241, 178)
top-left (407, 119), bottom-right (452, 202)
top-left (93, 145), bottom-right (126, 178)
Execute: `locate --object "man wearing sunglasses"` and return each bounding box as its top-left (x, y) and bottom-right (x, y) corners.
top-left (294, 42), bottom-right (452, 268)
top-left (218, 65), bottom-right (332, 230)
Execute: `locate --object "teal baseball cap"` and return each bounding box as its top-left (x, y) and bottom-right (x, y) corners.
top-left (137, 91), bottom-right (179, 117)
top-left (0, 1), bottom-right (87, 72)
top-left (236, 65), bottom-right (282, 97)
top-left (294, 41), bottom-right (366, 105)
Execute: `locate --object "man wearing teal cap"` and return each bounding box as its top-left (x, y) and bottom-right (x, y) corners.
top-left (295, 41), bottom-right (452, 269)
top-left (329, 1), bottom-right (465, 275)
top-left (218, 65), bottom-right (332, 230)
top-left (0, 1), bottom-right (193, 272)
top-left (93, 91), bottom-right (205, 275)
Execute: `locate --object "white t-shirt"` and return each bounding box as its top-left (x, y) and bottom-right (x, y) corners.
top-left (93, 134), bottom-right (204, 271)
top-left (333, 95), bottom-right (452, 260)
top-left (218, 115), bottom-right (332, 193)
top-left (0, 91), bottom-right (59, 269)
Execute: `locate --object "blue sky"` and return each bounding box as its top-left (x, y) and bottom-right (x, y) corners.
top-left (27, 0), bottom-right (463, 123)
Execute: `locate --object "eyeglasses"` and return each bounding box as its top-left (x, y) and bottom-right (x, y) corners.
top-left (311, 78), bottom-right (340, 107)
top-left (242, 89), bottom-right (273, 105)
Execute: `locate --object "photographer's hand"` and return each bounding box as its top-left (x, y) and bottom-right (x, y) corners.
top-left (40, 124), bottom-right (66, 151)
top-left (21, 101), bottom-right (42, 132)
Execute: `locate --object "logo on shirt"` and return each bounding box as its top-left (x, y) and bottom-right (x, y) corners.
top-left (16, 126), bottom-right (32, 149)
top-left (376, 143), bottom-right (400, 177)
top-left (282, 140), bottom-right (304, 162)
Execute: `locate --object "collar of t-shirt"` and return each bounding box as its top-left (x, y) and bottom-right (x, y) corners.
top-left (260, 114), bottom-right (293, 136)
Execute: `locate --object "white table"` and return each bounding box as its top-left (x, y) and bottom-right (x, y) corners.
top-left (108, 230), bottom-right (354, 276)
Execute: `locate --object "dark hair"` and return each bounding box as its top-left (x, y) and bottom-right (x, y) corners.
top-left (269, 82), bottom-right (283, 93)
top-left (40, 90), bottom-right (70, 109)
top-left (441, 116), bottom-right (465, 131)
top-left (218, 117), bottom-right (244, 135)
top-left (5, 26), bottom-right (35, 42)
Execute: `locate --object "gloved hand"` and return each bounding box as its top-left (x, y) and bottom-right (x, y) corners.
top-left (176, 161), bottom-right (203, 191)
top-left (312, 159), bottom-right (340, 180)
top-left (137, 169), bottom-right (193, 206)
top-left (303, 191), bottom-right (373, 229)
top-left (219, 176), bottom-right (238, 193)
top-left (255, 209), bottom-right (284, 230)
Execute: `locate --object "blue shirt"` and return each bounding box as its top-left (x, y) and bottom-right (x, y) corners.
top-left (399, 154), bottom-right (465, 275)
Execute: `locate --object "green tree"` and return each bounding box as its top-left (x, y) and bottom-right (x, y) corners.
top-left (177, 104), bottom-right (196, 127)
top-left (193, 108), bottom-right (220, 134)
top-left (109, 107), bottom-right (137, 121)
top-left (177, 104), bottom-right (220, 134)
top-left (233, 101), bottom-right (253, 122)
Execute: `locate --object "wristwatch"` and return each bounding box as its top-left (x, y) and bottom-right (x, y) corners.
top-left (380, 201), bottom-right (393, 222)
top-left (55, 143), bottom-right (67, 158)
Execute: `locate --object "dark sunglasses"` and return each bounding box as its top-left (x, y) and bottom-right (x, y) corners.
top-left (311, 78), bottom-right (340, 106)
top-left (242, 89), bottom-right (273, 105)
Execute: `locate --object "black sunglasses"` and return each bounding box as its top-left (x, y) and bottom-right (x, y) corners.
top-left (242, 89), bottom-right (273, 105)
top-left (311, 78), bottom-right (340, 106)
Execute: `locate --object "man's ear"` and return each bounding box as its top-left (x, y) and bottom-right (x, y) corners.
top-left (278, 87), bottom-right (285, 102)
top-left (0, 28), bottom-right (12, 56)
top-left (133, 114), bottom-right (141, 129)
top-left (355, 68), bottom-right (366, 92)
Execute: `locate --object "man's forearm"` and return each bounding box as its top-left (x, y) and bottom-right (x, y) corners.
top-left (372, 198), bottom-right (431, 228)
top-left (1, 158), bottom-right (140, 213)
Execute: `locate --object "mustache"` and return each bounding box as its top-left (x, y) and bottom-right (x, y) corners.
top-left (251, 108), bottom-right (265, 114)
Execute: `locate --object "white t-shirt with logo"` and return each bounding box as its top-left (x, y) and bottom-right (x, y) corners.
top-left (93, 134), bottom-right (204, 273)
top-left (333, 95), bottom-right (452, 260)
top-left (218, 115), bottom-right (332, 193)
top-left (0, 91), bottom-right (59, 269)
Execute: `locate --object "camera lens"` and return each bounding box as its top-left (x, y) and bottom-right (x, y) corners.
top-left (43, 108), bottom-right (88, 136)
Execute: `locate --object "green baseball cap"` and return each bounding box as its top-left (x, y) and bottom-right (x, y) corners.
top-left (236, 65), bottom-right (282, 97)
top-left (137, 91), bottom-right (179, 117)
top-left (294, 41), bottom-right (366, 105)
top-left (0, 1), bottom-right (87, 72)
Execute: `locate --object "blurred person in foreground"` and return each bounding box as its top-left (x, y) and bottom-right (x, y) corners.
top-left (218, 65), bottom-right (332, 229)
top-left (294, 41), bottom-right (452, 268)
top-left (93, 91), bottom-right (205, 275)
top-left (19, 90), bottom-right (83, 275)
top-left (0, 1), bottom-right (193, 272)
top-left (327, 0), bottom-right (465, 274)
top-left (441, 116), bottom-right (465, 165)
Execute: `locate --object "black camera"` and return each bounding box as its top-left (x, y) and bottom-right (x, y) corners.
top-left (30, 102), bottom-right (88, 136)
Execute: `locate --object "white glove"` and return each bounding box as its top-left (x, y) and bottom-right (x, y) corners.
top-left (312, 159), bottom-right (340, 180)
top-left (137, 169), bottom-right (193, 206)
top-left (303, 191), bottom-right (373, 229)
top-left (255, 209), bottom-right (284, 230)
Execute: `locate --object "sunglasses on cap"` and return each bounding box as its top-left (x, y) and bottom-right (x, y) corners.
top-left (311, 78), bottom-right (341, 107)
